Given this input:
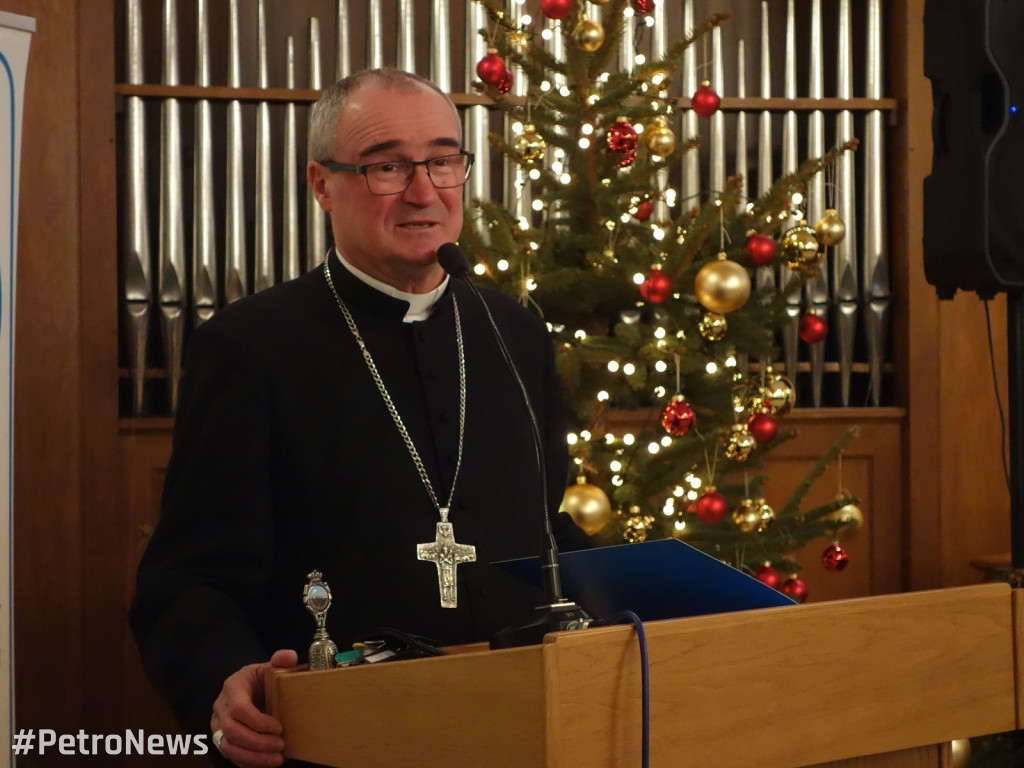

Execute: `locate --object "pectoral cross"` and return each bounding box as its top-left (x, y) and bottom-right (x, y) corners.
top-left (416, 508), bottom-right (476, 608)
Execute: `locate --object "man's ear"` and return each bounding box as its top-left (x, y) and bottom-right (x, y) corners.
top-left (307, 162), bottom-right (331, 211)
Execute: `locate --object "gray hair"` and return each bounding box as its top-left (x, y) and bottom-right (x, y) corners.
top-left (307, 68), bottom-right (461, 163)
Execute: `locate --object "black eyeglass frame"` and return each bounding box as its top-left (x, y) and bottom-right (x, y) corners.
top-left (317, 150), bottom-right (475, 195)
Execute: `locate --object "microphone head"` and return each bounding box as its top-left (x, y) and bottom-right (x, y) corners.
top-left (436, 242), bottom-right (470, 277)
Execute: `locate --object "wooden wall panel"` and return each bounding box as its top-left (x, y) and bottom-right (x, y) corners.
top-left (759, 410), bottom-right (905, 602)
top-left (8, 0), bottom-right (86, 742)
top-left (892, 0), bottom-right (1012, 590)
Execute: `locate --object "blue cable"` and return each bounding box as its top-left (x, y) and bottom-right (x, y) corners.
top-left (602, 611), bottom-right (650, 768)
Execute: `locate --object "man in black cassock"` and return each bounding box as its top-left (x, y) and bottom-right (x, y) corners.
top-left (129, 68), bottom-right (592, 768)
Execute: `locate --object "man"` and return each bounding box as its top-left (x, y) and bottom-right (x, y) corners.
top-left (130, 68), bottom-right (592, 768)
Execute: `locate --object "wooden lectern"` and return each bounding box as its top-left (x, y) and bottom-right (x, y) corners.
top-left (266, 584), bottom-right (1023, 767)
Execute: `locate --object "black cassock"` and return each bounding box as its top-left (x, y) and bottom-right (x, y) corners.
top-left (130, 249), bottom-right (593, 741)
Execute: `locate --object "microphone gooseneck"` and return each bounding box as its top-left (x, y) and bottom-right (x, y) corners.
top-left (436, 243), bottom-right (591, 648)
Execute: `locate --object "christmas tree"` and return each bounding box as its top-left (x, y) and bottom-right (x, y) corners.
top-left (462, 0), bottom-right (861, 600)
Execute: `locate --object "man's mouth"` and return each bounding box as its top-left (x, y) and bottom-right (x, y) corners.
top-left (399, 221), bottom-right (437, 229)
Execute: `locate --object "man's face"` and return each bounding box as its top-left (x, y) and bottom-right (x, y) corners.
top-left (308, 83), bottom-right (465, 292)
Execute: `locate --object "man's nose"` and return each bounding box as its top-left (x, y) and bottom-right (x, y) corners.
top-left (401, 164), bottom-right (439, 204)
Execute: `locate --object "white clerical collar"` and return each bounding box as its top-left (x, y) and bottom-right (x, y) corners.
top-left (336, 250), bottom-right (449, 323)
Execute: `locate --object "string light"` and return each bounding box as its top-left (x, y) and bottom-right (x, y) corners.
top-left (604, 432), bottom-right (615, 444)
top-left (512, 121), bottom-right (523, 134)
top-left (541, 29), bottom-right (553, 41)
top-left (674, 520), bottom-right (686, 531)
top-left (540, 77), bottom-right (552, 88)
top-left (525, 277), bottom-right (538, 290)
top-left (578, 137), bottom-right (591, 149)
top-left (609, 460), bottom-right (622, 472)
top-left (622, 363), bottom-right (636, 375)
top-left (473, 264), bottom-right (486, 276)
top-left (654, 360), bottom-right (668, 372)
top-left (673, 486), bottom-right (684, 497)
top-left (647, 442), bottom-right (659, 454)
top-left (653, 385), bottom-right (666, 397)
top-left (497, 259), bottom-right (510, 271)
top-left (597, 390), bottom-right (610, 402)
top-left (520, 13), bottom-right (532, 24)
top-left (574, 329), bottom-right (587, 340)
top-left (529, 169), bottom-right (541, 180)
top-left (706, 361), bottom-right (718, 374)
top-left (531, 199), bottom-right (543, 211)
top-left (660, 436), bottom-right (672, 447)
top-left (654, 328), bottom-right (667, 340)
top-left (560, 173), bottom-right (571, 185)
top-left (566, 433), bottom-right (579, 445)
top-left (581, 124), bottom-right (594, 135)
top-left (725, 354), bottom-right (737, 367)
top-left (623, 433), bottom-right (636, 446)
top-left (652, 227), bottom-right (665, 241)
top-left (611, 475), bottom-right (624, 486)
top-left (607, 360), bottom-right (620, 372)
top-left (791, 192), bottom-right (804, 206)
top-left (580, 430), bottom-right (592, 440)
top-left (632, 272), bottom-right (645, 284)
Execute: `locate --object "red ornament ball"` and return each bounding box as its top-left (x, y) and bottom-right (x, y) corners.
top-left (639, 267), bottom-right (673, 303)
top-left (799, 313), bottom-right (828, 344)
top-left (745, 233), bottom-right (777, 266)
top-left (634, 199), bottom-right (654, 221)
top-left (614, 148), bottom-right (637, 168)
top-left (822, 543), bottom-right (850, 572)
top-left (747, 411), bottom-right (778, 443)
top-left (540, 0), bottom-right (575, 19)
top-left (695, 490), bottom-right (728, 524)
top-left (630, 0), bottom-right (655, 13)
top-left (607, 118), bottom-right (639, 153)
top-left (661, 396), bottom-right (696, 436)
top-left (781, 577), bottom-right (808, 603)
top-left (496, 68), bottom-right (514, 95)
top-left (691, 81), bottom-right (721, 118)
top-left (753, 564), bottom-right (781, 590)
top-left (476, 50), bottom-right (507, 88)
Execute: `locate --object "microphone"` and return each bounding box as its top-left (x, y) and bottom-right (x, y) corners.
top-left (436, 243), bottom-right (591, 648)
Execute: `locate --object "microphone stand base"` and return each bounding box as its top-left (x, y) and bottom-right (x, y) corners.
top-left (489, 600), bottom-right (593, 649)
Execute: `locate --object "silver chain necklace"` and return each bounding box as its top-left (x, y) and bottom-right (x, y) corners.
top-left (323, 256), bottom-right (476, 608)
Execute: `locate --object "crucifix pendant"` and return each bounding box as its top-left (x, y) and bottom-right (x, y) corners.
top-left (416, 508), bottom-right (476, 608)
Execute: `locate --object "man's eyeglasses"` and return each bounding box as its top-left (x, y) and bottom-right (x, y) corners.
top-left (318, 151), bottom-right (475, 195)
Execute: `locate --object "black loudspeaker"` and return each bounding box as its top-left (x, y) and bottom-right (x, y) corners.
top-left (923, 0), bottom-right (1024, 300)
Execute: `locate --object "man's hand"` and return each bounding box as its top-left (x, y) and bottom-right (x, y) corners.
top-left (211, 649), bottom-right (300, 768)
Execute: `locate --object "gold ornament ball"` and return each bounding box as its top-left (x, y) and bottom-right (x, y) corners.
top-left (814, 208), bottom-right (846, 246)
top-left (560, 478), bottom-right (612, 535)
top-left (833, 500), bottom-right (864, 530)
top-left (732, 499), bottom-right (761, 533)
top-left (762, 372), bottom-right (795, 416)
top-left (698, 311), bottom-right (728, 341)
top-left (621, 506), bottom-right (655, 543)
top-left (644, 117), bottom-right (676, 158)
top-left (513, 124), bottom-right (546, 163)
top-left (755, 498), bottom-right (777, 533)
top-left (695, 255), bottom-right (752, 314)
top-left (724, 423), bottom-right (756, 461)
top-left (780, 225), bottom-right (823, 271)
top-left (573, 19), bottom-right (605, 53)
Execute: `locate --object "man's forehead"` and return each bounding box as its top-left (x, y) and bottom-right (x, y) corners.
top-left (335, 83), bottom-right (459, 145)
